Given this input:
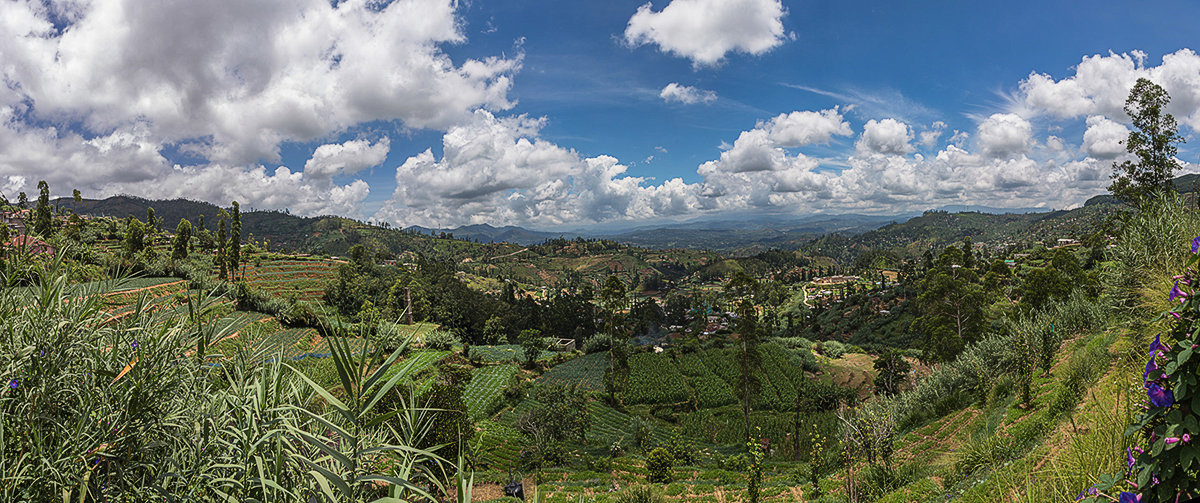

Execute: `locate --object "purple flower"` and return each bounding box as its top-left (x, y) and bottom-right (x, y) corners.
top-left (1119, 492), bottom-right (1141, 503)
top-left (1164, 437), bottom-right (1180, 444)
top-left (1169, 311), bottom-right (1182, 320)
top-left (1169, 280), bottom-right (1188, 302)
top-left (132, 341), bottom-right (138, 349)
top-left (1126, 447), bottom-right (1136, 471)
top-left (1184, 433), bottom-right (1192, 443)
top-left (1148, 335), bottom-right (1166, 357)
top-left (1147, 383), bottom-right (1174, 408)
top-left (1191, 235), bottom-right (1200, 253)
top-left (7, 379), bottom-right (16, 389)
top-left (1144, 355), bottom-right (1159, 381)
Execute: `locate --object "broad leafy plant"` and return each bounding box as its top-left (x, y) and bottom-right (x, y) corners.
top-left (1080, 237), bottom-right (1200, 503)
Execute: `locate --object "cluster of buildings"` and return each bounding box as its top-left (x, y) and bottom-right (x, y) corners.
top-left (0, 209), bottom-right (54, 255)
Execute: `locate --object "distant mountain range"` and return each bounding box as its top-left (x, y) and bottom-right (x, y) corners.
top-left (404, 206), bottom-right (1068, 252)
top-left (61, 174), bottom-right (1181, 255)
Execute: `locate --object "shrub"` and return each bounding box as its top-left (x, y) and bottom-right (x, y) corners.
top-left (630, 416), bottom-right (654, 451)
top-left (583, 332), bottom-right (613, 354)
top-left (822, 340), bottom-right (846, 359)
top-left (614, 485), bottom-right (665, 503)
top-left (645, 447), bottom-right (674, 483)
top-left (424, 329), bottom-right (460, 350)
top-left (663, 432), bottom-right (697, 466)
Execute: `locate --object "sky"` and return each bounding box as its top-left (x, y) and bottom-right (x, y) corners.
top-left (3, 0), bottom-right (1200, 231)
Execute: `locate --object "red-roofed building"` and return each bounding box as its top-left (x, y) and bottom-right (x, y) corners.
top-left (5, 235), bottom-right (53, 255)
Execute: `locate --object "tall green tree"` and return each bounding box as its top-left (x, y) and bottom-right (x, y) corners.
top-left (1109, 78), bottom-right (1185, 205)
top-left (726, 271), bottom-right (761, 441)
top-left (217, 216), bottom-right (228, 280)
top-left (123, 218), bottom-right (145, 258)
top-left (17, 192), bottom-right (27, 209)
top-left (916, 246), bottom-right (985, 363)
top-left (146, 207), bottom-right (158, 234)
top-left (598, 274), bottom-right (630, 405)
top-left (33, 181), bottom-right (53, 237)
top-left (597, 274), bottom-right (628, 333)
top-left (172, 219), bottom-right (192, 261)
top-left (872, 348), bottom-right (912, 396)
top-left (228, 201), bottom-right (241, 280)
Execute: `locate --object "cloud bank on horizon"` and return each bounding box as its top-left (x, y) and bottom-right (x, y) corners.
top-left (1, 0), bottom-right (1199, 229)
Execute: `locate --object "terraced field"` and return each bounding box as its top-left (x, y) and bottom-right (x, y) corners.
top-left (464, 364), bottom-right (519, 420)
top-left (235, 259), bottom-right (338, 300)
top-left (536, 351), bottom-right (607, 391)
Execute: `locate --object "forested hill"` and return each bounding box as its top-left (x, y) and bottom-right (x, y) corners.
top-left (800, 200), bottom-right (1126, 263)
top-left (58, 195), bottom-right (517, 260)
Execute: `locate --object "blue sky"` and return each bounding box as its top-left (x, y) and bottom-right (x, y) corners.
top-left (3, 0), bottom-right (1200, 229)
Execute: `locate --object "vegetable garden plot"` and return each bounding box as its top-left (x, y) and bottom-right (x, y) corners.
top-left (471, 344), bottom-right (554, 362)
top-left (677, 353), bottom-right (736, 408)
top-left (622, 352), bottom-right (691, 405)
top-left (586, 400), bottom-right (671, 445)
top-left (475, 421), bottom-right (524, 471)
top-left (464, 364), bottom-right (519, 420)
top-left (536, 351), bottom-right (608, 391)
top-left (499, 397), bottom-right (672, 447)
top-left (208, 311), bottom-right (276, 337)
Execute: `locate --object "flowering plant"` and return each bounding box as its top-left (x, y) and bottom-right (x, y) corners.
top-left (1079, 237), bottom-right (1200, 502)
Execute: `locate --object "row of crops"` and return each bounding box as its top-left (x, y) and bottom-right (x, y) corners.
top-left (236, 259), bottom-right (339, 300)
top-left (496, 395), bottom-right (673, 450)
top-left (535, 351), bottom-right (607, 391)
top-left (470, 344), bottom-right (556, 362)
top-left (617, 344), bottom-right (813, 411)
top-left (463, 364), bottom-right (519, 420)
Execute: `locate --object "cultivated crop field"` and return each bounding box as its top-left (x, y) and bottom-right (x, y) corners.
top-left (471, 344), bottom-right (555, 362)
top-left (536, 351), bottom-right (607, 391)
top-left (234, 258), bottom-right (339, 300)
top-left (464, 364), bottom-right (519, 420)
top-left (623, 352), bottom-right (691, 405)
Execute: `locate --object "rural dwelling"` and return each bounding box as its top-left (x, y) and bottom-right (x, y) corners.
top-left (5, 235), bottom-right (54, 255)
top-left (549, 338), bottom-right (576, 352)
top-left (0, 210), bottom-right (28, 235)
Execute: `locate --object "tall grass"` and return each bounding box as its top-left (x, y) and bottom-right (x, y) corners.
top-left (1104, 194), bottom-right (1200, 317)
top-left (0, 257), bottom-right (450, 501)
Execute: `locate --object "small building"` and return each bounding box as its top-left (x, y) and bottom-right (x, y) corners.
top-left (4, 235), bottom-right (53, 255)
top-left (549, 338), bottom-right (576, 352)
top-left (0, 210), bottom-right (28, 235)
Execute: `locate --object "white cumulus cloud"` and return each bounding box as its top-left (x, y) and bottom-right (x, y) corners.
top-left (1081, 115), bottom-right (1130, 160)
top-left (624, 0), bottom-right (787, 67)
top-left (977, 113), bottom-right (1033, 158)
top-left (857, 119), bottom-right (914, 155)
top-left (660, 83), bottom-right (718, 105)
top-left (304, 139), bottom-right (391, 182)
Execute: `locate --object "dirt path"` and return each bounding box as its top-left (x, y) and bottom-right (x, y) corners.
top-left (490, 248), bottom-right (529, 261)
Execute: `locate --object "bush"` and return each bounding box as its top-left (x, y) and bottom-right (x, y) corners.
top-left (614, 485), bottom-right (665, 503)
top-left (858, 463), bottom-right (927, 501)
top-left (583, 332), bottom-right (613, 354)
top-left (424, 329), bottom-right (459, 350)
top-left (662, 432), bottom-right (697, 466)
top-left (645, 447), bottom-right (674, 483)
top-left (630, 416), bottom-right (654, 451)
top-left (822, 340), bottom-right (846, 358)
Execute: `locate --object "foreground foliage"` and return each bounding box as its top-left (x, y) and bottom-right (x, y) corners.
top-left (0, 258), bottom-right (451, 502)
